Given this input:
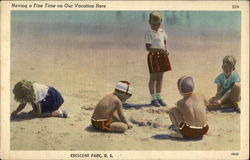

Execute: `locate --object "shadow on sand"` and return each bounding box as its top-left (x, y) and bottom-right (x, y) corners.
top-left (85, 125), bottom-right (100, 133)
top-left (84, 125), bottom-right (124, 134)
top-left (10, 112), bottom-right (36, 122)
top-left (151, 134), bottom-right (203, 141)
top-left (207, 107), bottom-right (240, 113)
top-left (123, 103), bottom-right (152, 109)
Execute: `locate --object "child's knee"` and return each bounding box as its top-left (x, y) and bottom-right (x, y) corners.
top-left (169, 107), bottom-right (179, 118)
top-left (169, 107), bottom-right (177, 113)
top-left (231, 83), bottom-right (241, 102)
top-left (233, 83), bottom-right (240, 90)
top-left (169, 107), bottom-right (176, 114)
top-left (109, 123), bottom-right (128, 133)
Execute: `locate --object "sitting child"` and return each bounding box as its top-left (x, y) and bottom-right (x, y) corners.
top-left (208, 56), bottom-right (241, 112)
top-left (11, 80), bottom-right (67, 118)
top-left (91, 81), bottom-right (133, 133)
top-left (169, 76), bottom-right (209, 138)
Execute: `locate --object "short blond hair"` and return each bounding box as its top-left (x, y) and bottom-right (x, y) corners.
top-left (223, 56), bottom-right (236, 69)
top-left (149, 11), bottom-right (163, 22)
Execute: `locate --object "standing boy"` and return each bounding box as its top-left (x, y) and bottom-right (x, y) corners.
top-left (145, 11), bottom-right (171, 107)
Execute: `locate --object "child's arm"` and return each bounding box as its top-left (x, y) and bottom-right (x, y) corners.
top-left (215, 85), bottom-right (223, 99)
top-left (209, 85), bottom-right (223, 105)
top-left (116, 102), bottom-right (128, 124)
top-left (11, 103), bottom-right (26, 116)
top-left (36, 103), bottom-right (43, 117)
top-left (116, 101), bottom-right (132, 129)
top-left (164, 40), bottom-right (170, 55)
top-left (32, 103), bottom-right (42, 117)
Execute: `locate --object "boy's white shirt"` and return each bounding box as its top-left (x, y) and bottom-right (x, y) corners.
top-left (33, 83), bottom-right (49, 103)
top-left (145, 28), bottom-right (167, 49)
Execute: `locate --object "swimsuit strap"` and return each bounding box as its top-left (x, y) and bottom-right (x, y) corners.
top-left (179, 122), bottom-right (208, 130)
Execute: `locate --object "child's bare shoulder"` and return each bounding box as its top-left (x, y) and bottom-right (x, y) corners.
top-left (106, 94), bottom-right (120, 103)
top-left (193, 92), bottom-right (206, 99)
top-left (177, 98), bottom-right (185, 107)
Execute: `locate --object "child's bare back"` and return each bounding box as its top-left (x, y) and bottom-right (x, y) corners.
top-left (177, 92), bottom-right (207, 127)
top-left (92, 94), bottom-right (120, 120)
top-left (169, 76), bottom-right (209, 138)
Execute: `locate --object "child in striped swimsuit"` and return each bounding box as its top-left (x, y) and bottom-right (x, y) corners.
top-left (145, 11), bottom-right (171, 107)
top-left (11, 80), bottom-right (67, 118)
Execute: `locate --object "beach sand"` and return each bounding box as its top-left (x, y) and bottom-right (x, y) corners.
top-left (10, 20), bottom-right (241, 150)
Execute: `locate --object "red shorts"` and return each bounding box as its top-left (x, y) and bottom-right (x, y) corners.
top-left (147, 52), bottom-right (172, 73)
top-left (179, 122), bottom-right (209, 138)
top-left (91, 118), bottom-right (112, 131)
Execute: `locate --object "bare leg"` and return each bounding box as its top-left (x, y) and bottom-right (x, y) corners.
top-left (109, 122), bottom-right (128, 133)
top-left (149, 73), bottom-right (157, 95)
top-left (156, 72), bottom-right (164, 93)
top-left (112, 110), bottom-right (121, 122)
top-left (28, 109), bottom-right (67, 118)
top-left (208, 89), bottom-right (233, 109)
top-left (169, 107), bottom-right (183, 134)
top-left (40, 112), bottom-right (53, 118)
top-left (230, 83), bottom-right (241, 103)
top-left (50, 109), bottom-right (67, 118)
top-left (218, 83), bottom-right (240, 108)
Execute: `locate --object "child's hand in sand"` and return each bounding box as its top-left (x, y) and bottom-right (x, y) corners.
top-left (11, 111), bottom-right (18, 117)
top-left (209, 97), bottom-right (221, 105)
top-left (207, 97), bottom-right (222, 110)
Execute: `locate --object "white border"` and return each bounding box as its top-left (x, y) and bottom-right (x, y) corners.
top-left (1, 1), bottom-right (249, 160)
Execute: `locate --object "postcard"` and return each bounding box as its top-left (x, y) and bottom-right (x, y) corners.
top-left (1, 0), bottom-right (249, 159)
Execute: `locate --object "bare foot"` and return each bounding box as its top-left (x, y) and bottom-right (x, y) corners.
top-left (52, 109), bottom-right (68, 118)
top-left (169, 132), bottom-right (183, 138)
top-left (207, 104), bottom-right (220, 110)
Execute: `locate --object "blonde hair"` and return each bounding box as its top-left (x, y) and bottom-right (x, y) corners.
top-left (13, 80), bottom-right (35, 104)
top-left (223, 56), bottom-right (236, 69)
top-left (149, 11), bottom-right (163, 22)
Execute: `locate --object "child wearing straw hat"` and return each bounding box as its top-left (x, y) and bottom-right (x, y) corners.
top-left (11, 80), bottom-right (67, 118)
top-left (91, 81), bottom-right (133, 133)
top-left (145, 11), bottom-right (171, 107)
top-left (208, 56), bottom-right (241, 112)
top-left (168, 76), bottom-right (209, 138)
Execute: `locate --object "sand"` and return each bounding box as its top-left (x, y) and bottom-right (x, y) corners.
top-left (10, 21), bottom-right (241, 150)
